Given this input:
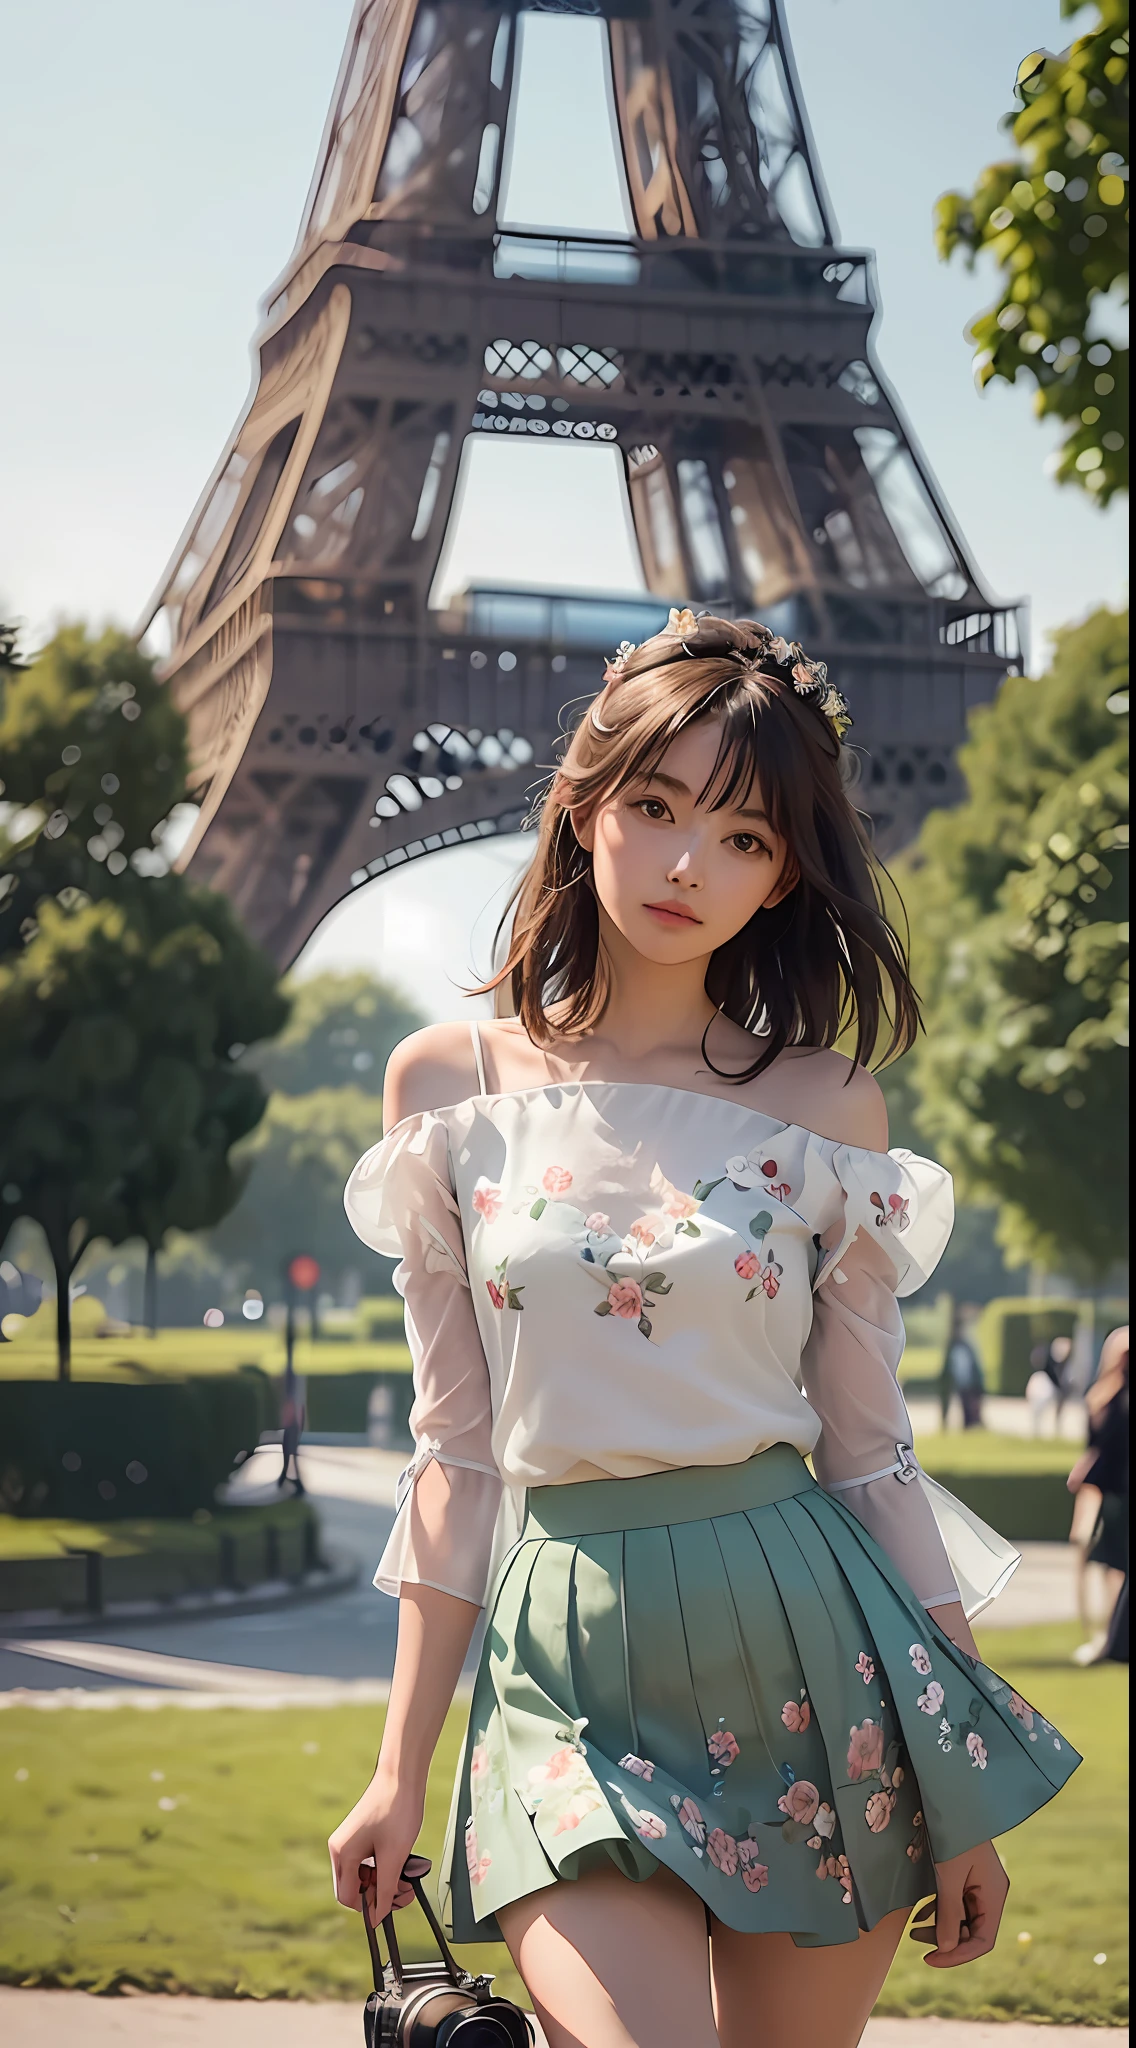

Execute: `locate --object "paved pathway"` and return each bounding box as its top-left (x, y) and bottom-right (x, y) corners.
top-left (0, 1990), bottom-right (1124, 2046)
top-left (0, 1425), bottom-right (1108, 1704)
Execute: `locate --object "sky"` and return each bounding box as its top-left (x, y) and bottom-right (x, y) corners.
top-left (1, 0), bottom-right (1128, 1017)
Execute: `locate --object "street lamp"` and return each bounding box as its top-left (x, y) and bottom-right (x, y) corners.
top-left (280, 1253), bottom-right (320, 1492)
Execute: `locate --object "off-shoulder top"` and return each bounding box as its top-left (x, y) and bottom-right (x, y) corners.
top-left (345, 1045), bottom-right (1019, 1621)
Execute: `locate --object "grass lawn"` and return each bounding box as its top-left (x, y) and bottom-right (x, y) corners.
top-left (0, 1624), bottom-right (1125, 2020)
top-left (0, 1313), bottom-right (936, 1390)
top-left (0, 1499), bottom-right (313, 1562)
top-left (915, 1433), bottom-right (1078, 1476)
top-left (0, 1318), bottom-right (410, 1384)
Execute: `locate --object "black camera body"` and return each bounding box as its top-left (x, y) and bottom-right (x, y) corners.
top-left (361, 1856), bottom-right (533, 2048)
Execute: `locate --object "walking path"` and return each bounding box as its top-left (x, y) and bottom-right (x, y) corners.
top-left (0, 1991), bottom-right (1124, 2046)
top-left (0, 1540), bottom-right (1097, 1710)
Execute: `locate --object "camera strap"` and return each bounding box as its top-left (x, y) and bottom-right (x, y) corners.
top-left (361, 1855), bottom-right (466, 1997)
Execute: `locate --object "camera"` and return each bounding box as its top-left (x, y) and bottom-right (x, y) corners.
top-left (361, 1855), bottom-right (533, 2047)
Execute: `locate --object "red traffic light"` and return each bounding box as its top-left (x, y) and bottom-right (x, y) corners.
top-left (288, 1255), bottom-right (321, 1292)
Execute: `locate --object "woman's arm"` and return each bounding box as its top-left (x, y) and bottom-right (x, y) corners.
top-left (328, 1469), bottom-right (481, 1914)
top-left (330, 1031), bottom-right (501, 1916)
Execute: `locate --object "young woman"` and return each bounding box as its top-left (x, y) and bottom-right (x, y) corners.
top-left (329, 612), bottom-right (1078, 2048)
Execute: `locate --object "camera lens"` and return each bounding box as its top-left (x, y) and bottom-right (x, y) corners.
top-left (436, 2011), bottom-right (522, 2045)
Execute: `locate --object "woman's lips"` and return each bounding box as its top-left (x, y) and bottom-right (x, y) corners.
top-left (643, 901), bottom-right (702, 927)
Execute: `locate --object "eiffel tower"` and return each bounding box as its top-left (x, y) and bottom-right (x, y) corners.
top-left (144, 0), bottom-right (1023, 967)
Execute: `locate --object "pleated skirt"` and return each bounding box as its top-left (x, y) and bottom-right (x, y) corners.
top-left (440, 1445), bottom-right (1079, 1948)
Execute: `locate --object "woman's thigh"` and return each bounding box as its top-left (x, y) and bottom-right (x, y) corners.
top-left (711, 1906), bottom-right (910, 2048)
top-left (498, 1862), bottom-right (718, 2048)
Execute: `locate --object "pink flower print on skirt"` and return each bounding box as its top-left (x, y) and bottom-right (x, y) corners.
top-left (864, 1790), bottom-right (894, 1833)
top-left (777, 1780), bottom-right (820, 1826)
top-left (738, 1838), bottom-right (769, 1892)
top-left (706, 1828), bottom-right (739, 1875)
top-left (629, 1804), bottom-right (667, 1842)
top-left (707, 1728), bottom-right (740, 1770)
top-left (671, 1795), bottom-right (706, 1850)
top-left (781, 1696), bottom-right (812, 1732)
top-left (464, 1817), bottom-right (491, 1887)
top-left (618, 1753), bottom-right (656, 1782)
top-left (846, 1720), bottom-right (885, 1781)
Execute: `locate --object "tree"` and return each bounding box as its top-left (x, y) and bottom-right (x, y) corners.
top-left (0, 881), bottom-right (287, 1375)
top-left (0, 625), bottom-right (288, 1372)
top-left (211, 1088), bottom-right (387, 1307)
top-left (0, 624), bottom-right (190, 958)
top-left (900, 608), bottom-right (1129, 1274)
top-left (0, 619), bottom-right (25, 678)
top-left (247, 971), bottom-right (424, 1096)
top-left (936, 0), bottom-right (1129, 503)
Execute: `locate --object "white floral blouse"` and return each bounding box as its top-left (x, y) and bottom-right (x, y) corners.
top-left (345, 1077), bottom-right (1016, 1619)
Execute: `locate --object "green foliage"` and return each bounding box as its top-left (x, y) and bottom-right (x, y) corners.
top-left (0, 880), bottom-right (286, 1375)
top-left (0, 625), bottom-right (190, 950)
top-left (248, 969), bottom-right (424, 1096)
top-left (211, 1086), bottom-right (387, 1293)
top-left (901, 609), bottom-right (1129, 1273)
top-left (0, 1374), bottom-right (276, 1520)
top-left (936, 0), bottom-right (1129, 502)
top-left (0, 623), bottom-right (289, 1372)
top-left (0, 620), bottom-right (25, 676)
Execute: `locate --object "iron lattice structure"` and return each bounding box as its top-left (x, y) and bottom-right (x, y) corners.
top-left (144, 0), bottom-right (1023, 966)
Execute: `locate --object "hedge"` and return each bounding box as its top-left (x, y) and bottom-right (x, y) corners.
top-left (0, 1371), bottom-right (276, 1520)
top-left (305, 1369), bottom-right (413, 1445)
top-left (928, 1470), bottom-right (1074, 1543)
top-left (972, 1300), bottom-right (1128, 1395)
top-left (0, 1499), bottom-right (323, 1616)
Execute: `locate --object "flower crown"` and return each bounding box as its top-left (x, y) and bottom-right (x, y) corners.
top-left (605, 606), bottom-right (852, 738)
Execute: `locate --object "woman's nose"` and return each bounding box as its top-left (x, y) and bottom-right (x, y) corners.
top-left (666, 848), bottom-right (702, 889)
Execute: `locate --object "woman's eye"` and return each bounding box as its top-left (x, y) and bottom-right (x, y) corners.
top-left (730, 832), bottom-right (768, 855)
top-left (637, 799), bottom-right (669, 820)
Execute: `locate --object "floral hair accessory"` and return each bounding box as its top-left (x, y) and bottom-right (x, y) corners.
top-left (787, 650), bottom-right (853, 737)
top-left (666, 607), bottom-right (699, 638)
top-left (603, 639), bottom-right (637, 684)
top-left (604, 609), bottom-right (852, 736)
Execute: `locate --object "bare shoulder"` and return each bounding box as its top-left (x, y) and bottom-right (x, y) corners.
top-left (760, 1048), bottom-right (889, 1151)
top-left (382, 1022), bottom-right (479, 1132)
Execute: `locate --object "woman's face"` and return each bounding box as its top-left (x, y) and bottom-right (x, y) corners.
top-left (575, 716), bottom-right (796, 967)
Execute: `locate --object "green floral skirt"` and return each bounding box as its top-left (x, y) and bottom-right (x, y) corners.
top-left (440, 1446), bottom-right (1079, 1948)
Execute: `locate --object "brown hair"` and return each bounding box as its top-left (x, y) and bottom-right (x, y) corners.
top-left (482, 613), bottom-right (920, 1082)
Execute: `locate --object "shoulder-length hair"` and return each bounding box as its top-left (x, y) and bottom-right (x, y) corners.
top-left (482, 613), bottom-right (919, 1082)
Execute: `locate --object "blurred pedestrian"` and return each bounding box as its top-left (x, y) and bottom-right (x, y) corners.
top-left (1026, 1365), bottom-right (1056, 1436)
top-left (1045, 1332), bottom-right (1076, 1426)
top-left (939, 1302), bottom-right (985, 1428)
top-left (1067, 1325), bottom-right (1129, 1665)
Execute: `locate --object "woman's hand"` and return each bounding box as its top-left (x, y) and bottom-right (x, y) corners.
top-left (328, 1770), bottom-right (424, 1917)
top-left (910, 1839), bottom-right (1009, 1967)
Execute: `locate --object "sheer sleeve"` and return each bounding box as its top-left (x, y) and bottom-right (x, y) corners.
top-left (803, 1148), bottom-right (1020, 1619)
top-left (344, 1112), bottom-right (502, 1607)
